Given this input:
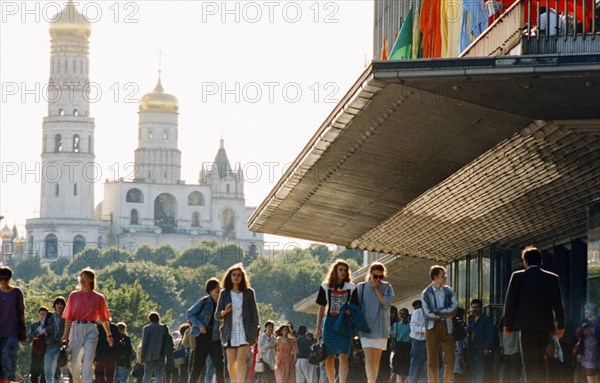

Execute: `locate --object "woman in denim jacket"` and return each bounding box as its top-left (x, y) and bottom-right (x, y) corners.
top-left (187, 278), bottom-right (225, 383)
top-left (215, 263), bottom-right (259, 383)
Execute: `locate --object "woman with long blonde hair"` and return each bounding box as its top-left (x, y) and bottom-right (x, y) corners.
top-left (315, 259), bottom-right (357, 383)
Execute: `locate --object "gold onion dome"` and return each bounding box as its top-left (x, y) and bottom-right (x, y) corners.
top-left (139, 77), bottom-right (179, 113)
top-left (0, 225), bottom-right (12, 238)
top-left (49, 0), bottom-right (91, 39)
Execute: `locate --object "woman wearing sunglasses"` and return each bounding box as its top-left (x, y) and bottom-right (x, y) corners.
top-left (352, 262), bottom-right (395, 383)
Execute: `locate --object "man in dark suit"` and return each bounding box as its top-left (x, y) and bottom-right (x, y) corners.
top-left (503, 245), bottom-right (565, 383)
top-left (141, 312), bottom-right (170, 383)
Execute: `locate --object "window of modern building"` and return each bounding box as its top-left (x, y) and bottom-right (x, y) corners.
top-left (446, 262), bottom-right (454, 287)
top-left (469, 254), bottom-right (480, 304)
top-left (458, 259), bottom-right (467, 309)
top-left (588, 200), bottom-right (600, 303)
top-left (126, 188), bottom-right (144, 203)
top-left (481, 248), bottom-right (492, 305)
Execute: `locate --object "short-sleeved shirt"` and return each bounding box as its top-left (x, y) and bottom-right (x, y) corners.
top-left (0, 287), bottom-right (24, 338)
top-left (63, 290), bottom-right (111, 322)
top-left (316, 283), bottom-right (357, 316)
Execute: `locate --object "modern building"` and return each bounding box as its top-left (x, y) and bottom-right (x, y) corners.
top-left (249, 0), bottom-right (600, 321)
top-left (25, 1), bottom-right (263, 260)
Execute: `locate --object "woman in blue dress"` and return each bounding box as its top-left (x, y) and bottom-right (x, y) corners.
top-left (315, 259), bottom-right (357, 383)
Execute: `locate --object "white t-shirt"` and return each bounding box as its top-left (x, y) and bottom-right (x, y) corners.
top-left (229, 291), bottom-right (247, 347)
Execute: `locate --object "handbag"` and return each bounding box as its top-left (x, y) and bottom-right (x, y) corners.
top-left (57, 345), bottom-right (68, 368)
top-left (308, 342), bottom-right (327, 365)
top-left (173, 347), bottom-right (186, 366)
top-left (254, 358), bottom-right (265, 373)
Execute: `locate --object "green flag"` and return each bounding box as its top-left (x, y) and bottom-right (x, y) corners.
top-left (390, 5), bottom-right (414, 59)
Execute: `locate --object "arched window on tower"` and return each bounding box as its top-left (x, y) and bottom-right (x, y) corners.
top-left (191, 212), bottom-right (200, 227)
top-left (149, 130), bottom-right (153, 140)
top-left (88, 135), bottom-right (92, 153)
top-left (73, 235), bottom-right (86, 256)
top-left (44, 234), bottom-right (58, 260)
top-left (58, 109), bottom-right (64, 116)
top-left (73, 109), bottom-right (79, 116)
top-left (74, 183), bottom-right (77, 196)
top-left (226, 184), bottom-right (231, 193)
top-left (73, 134), bottom-right (80, 153)
top-left (55, 134), bottom-right (63, 152)
top-left (55, 184), bottom-right (59, 196)
top-left (163, 130), bottom-right (168, 140)
top-left (126, 188), bottom-right (144, 203)
top-left (130, 209), bottom-right (139, 225)
top-left (188, 192), bottom-right (205, 206)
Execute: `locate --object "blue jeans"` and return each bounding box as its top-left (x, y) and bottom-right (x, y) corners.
top-left (142, 360), bottom-right (164, 383)
top-left (408, 339), bottom-right (427, 383)
top-left (44, 345), bottom-right (61, 383)
top-left (0, 336), bottom-right (19, 381)
top-left (115, 366), bottom-right (128, 383)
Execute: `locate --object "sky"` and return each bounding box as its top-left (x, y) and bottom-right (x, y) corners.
top-left (0, 0), bottom-right (374, 248)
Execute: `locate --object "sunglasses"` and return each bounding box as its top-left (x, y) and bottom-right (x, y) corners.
top-left (372, 274), bottom-right (384, 280)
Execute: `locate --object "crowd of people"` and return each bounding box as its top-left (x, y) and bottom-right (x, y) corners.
top-left (0, 245), bottom-right (598, 383)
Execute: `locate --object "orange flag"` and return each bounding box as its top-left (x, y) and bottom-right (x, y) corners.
top-left (381, 37), bottom-right (389, 60)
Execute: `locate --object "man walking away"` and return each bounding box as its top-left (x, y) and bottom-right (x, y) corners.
top-left (141, 312), bottom-right (169, 383)
top-left (503, 245), bottom-right (565, 383)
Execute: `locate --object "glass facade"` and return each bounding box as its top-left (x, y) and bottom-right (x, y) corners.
top-left (588, 200), bottom-right (600, 304)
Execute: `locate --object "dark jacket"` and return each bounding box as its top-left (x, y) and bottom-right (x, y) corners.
top-left (141, 322), bottom-right (169, 362)
top-left (503, 266), bottom-right (565, 332)
top-left (214, 288), bottom-right (260, 345)
top-left (467, 313), bottom-right (495, 350)
top-left (96, 323), bottom-right (121, 361)
top-left (44, 312), bottom-right (66, 349)
top-left (116, 334), bottom-right (134, 368)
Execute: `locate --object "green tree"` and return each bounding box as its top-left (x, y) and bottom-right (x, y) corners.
top-left (100, 277), bottom-right (168, 345)
top-left (48, 256), bottom-right (70, 276)
top-left (12, 257), bottom-right (49, 282)
top-left (67, 247), bottom-right (103, 274)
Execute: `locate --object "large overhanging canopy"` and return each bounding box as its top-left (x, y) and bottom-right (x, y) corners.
top-left (249, 54), bottom-right (600, 263)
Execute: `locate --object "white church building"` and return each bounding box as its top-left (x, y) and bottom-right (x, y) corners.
top-left (26, 1), bottom-right (263, 260)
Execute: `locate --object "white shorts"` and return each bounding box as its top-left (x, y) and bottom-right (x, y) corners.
top-left (359, 337), bottom-right (388, 350)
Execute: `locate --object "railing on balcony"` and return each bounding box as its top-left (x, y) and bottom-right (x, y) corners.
top-left (461, 0), bottom-right (599, 57)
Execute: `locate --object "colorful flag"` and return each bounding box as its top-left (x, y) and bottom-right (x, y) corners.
top-left (412, 0), bottom-right (424, 58)
top-left (390, 5), bottom-right (414, 59)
